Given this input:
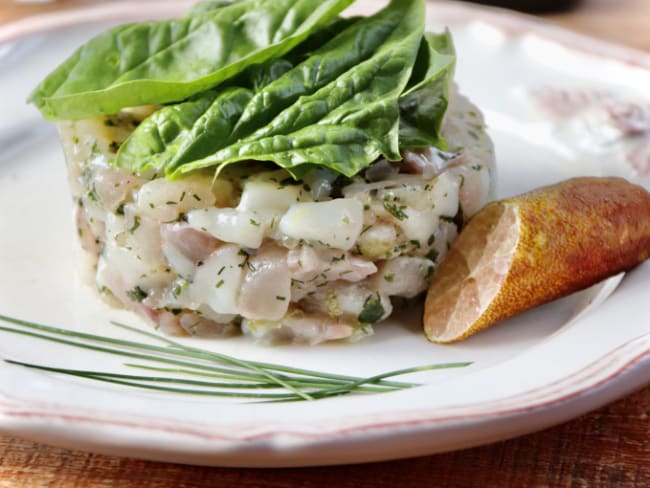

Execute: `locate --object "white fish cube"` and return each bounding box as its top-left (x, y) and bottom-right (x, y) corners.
top-left (187, 208), bottom-right (266, 249)
top-left (190, 245), bottom-right (244, 315)
top-left (279, 199), bottom-right (363, 250)
top-left (238, 180), bottom-right (303, 213)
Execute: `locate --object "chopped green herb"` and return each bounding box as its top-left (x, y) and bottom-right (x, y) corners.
top-left (425, 265), bottom-right (435, 280)
top-left (98, 285), bottom-right (112, 296)
top-left (383, 201), bottom-right (408, 221)
top-left (90, 141), bottom-right (102, 156)
top-left (127, 286), bottom-right (147, 302)
top-left (172, 283), bottom-right (183, 299)
top-left (129, 216), bottom-right (141, 233)
top-left (426, 249), bottom-right (439, 262)
top-left (383, 273), bottom-right (395, 282)
top-left (87, 186), bottom-right (99, 202)
top-left (358, 293), bottom-right (385, 324)
top-left (215, 279), bottom-right (225, 288)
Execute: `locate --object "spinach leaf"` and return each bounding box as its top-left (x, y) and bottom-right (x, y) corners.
top-left (118, 0), bottom-right (425, 178)
top-left (117, 18), bottom-right (358, 174)
top-left (28, 0), bottom-right (354, 120)
top-left (398, 30), bottom-right (456, 148)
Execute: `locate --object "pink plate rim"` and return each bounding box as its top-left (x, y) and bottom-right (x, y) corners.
top-left (0, 0), bottom-right (648, 466)
top-left (0, 333), bottom-right (647, 442)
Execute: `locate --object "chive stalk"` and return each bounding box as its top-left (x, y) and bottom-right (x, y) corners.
top-left (0, 314), bottom-right (471, 402)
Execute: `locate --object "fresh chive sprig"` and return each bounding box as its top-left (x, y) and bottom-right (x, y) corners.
top-left (0, 314), bottom-right (471, 402)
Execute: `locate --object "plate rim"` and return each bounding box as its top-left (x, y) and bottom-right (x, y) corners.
top-left (0, 0), bottom-right (648, 466)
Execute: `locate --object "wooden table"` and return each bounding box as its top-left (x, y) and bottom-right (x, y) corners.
top-left (0, 1), bottom-right (648, 486)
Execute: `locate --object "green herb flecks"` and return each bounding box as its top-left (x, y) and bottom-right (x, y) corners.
top-left (358, 293), bottom-right (385, 324)
top-left (383, 201), bottom-right (408, 221)
top-left (127, 286), bottom-right (147, 302)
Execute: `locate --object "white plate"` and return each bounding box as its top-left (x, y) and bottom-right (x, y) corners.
top-left (0, 0), bottom-right (648, 467)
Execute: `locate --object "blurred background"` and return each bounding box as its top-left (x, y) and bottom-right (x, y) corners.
top-left (459, 0), bottom-right (581, 12)
top-left (0, 0), bottom-right (584, 14)
top-left (0, 1), bottom-right (648, 51)
top-left (7, 0), bottom-right (580, 13)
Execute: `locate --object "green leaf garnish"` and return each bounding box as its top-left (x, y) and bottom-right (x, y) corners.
top-left (28, 0), bottom-right (355, 120)
top-left (29, 0), bottom-right (456, 180)
top-left (0, 314), bottom-right (471, 402)
top-left (399, 30), bottom-right (456, 148)
top-left (117, 0), bottom-right (426, 179)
